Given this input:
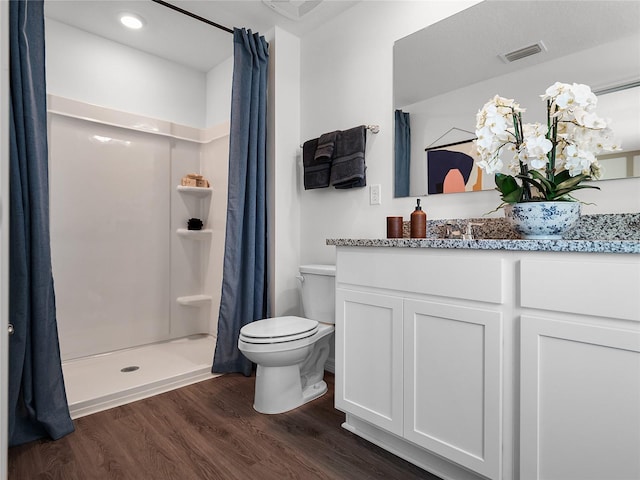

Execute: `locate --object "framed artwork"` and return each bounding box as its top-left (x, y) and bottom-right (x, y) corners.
top-left (425, 129), bottom-right (483, 195)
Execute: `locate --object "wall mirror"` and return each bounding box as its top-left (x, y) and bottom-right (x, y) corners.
top-left (393, 0), bottom-right (640, 198)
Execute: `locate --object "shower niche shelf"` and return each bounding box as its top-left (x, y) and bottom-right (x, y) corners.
top-left (174, 178), bottom-right (213, 319)
top-left (177, 228), bottom-right (213, 239)
top-left (176, 185), bottom-right (212, 197)
top-left (177, 295), bottom-right (212, 307)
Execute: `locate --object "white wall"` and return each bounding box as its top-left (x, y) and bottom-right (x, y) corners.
top-left (206, 56), bottom-right (233, 127)
top-left (299, 1), bottom-right (481, 264)
top-left (298, 0), bottom-right (640, 265)
top-left (269, 27), bottom-right (303, 317)
top-left (45, 18), bottom-right (208, 128)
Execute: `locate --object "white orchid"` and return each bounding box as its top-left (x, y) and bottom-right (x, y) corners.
top-left (563, 144), bottom-right (597, 176)
top-left (542, 82), bottom-right (597, 112)
top-left (573, 109), bottom-right (607, 129)
top-left (474, 82), bottom-right (619, 204)
top-left (519, 123), bottom-right (553, 170)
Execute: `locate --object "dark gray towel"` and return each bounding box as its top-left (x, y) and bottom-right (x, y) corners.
top-left (314, 131), bottom-right (338, 163)
top-left (331, 125), bottom-right (367, 189)
top-left (303, 137), bottom-right (331, 189)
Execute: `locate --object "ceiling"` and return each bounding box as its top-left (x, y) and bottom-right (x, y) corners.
top-left (44, 0), bottom-right (360, 72)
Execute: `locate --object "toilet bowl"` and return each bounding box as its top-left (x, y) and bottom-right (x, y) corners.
top-left (238, 265), bottom-right (335, 414)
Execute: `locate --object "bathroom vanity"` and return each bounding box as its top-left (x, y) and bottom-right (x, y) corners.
top-left (328, 225), bottom-right (640, 480)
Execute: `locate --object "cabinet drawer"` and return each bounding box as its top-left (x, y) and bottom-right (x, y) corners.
top-left (520, 259), bottom-right (640, 321)
top-left (337, 248), bottom-right (504, 304)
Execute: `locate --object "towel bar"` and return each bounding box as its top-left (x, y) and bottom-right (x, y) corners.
top-left (300, 124), bottom-right (379, 148)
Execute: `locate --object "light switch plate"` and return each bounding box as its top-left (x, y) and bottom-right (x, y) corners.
top-left (370, 184), bottom-right (381, 205)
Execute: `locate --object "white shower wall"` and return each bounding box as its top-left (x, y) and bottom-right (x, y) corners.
top-left (48, 96), bottom-right (228, 361)
top-left (50, 113), bottom-right (170, 359)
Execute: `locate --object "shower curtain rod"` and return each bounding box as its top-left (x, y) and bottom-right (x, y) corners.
top-left (151, 0), bottom-right (234, 34)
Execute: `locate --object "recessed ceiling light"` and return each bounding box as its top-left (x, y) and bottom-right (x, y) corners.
top-left (120, 13), bottom-right (144, 30)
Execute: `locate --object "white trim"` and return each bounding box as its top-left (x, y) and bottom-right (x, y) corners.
top-left (1, 1), bottom-right (10, 477)
top-left (69, 370), bottom-right (219, 419)
top-left (46, 94), bottom-right (230, 144)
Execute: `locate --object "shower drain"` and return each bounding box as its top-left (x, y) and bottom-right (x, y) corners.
top-left (120, 366), bottom-right (140, 373)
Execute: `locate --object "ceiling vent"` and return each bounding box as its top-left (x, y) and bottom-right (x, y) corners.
top-left (262, 0), bottom-right (323, 21)
top-left (499, 41), bottom-right (547, 63)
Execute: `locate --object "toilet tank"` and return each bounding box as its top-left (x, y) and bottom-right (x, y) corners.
top-left (299, 264), bottom-right (335, 324)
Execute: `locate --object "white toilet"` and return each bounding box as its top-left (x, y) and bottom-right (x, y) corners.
top-left (238, 264), bottom-right (335, 414)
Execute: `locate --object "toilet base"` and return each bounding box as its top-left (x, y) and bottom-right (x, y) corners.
top-left (253, 364), bottom-right (328, 414)
top-left (302, 379), bottom-right (328, 404)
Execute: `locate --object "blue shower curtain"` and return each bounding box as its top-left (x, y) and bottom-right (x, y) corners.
top-left (394, 109), bottom-right (411, 197)
top-left (213, 28), bottom-right (270, 376)
top-left (8, 0), bottom-right (74, 446)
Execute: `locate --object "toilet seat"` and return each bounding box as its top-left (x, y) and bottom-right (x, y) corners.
top-left (240, 316), bottom-right (319, 344)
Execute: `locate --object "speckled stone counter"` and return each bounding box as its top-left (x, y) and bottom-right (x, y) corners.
top-left (327, 213), bottom-right (640, 254)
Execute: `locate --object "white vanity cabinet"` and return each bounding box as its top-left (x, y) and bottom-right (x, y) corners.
top-left (519, 256), bottom-right (640, 480)
top-left (334, 244), bottom-right (640, 480)
top-left (335, 247), bottom-right (507, 480)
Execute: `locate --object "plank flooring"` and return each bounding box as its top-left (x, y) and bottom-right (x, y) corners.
top-left (8, 373), bottom-right (441, 480)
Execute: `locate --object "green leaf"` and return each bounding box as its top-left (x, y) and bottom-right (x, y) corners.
top-left (494, 173), bottom-right (519, 195)
top-left (517, 176), bottom-right (549, 198)
top-left (553, 184), bottom-right (600, 197)
top-left (527, 170), bottom-right (555, 192)
top-left (555, 177), bottom-right (584, 190)
top-left (555, 173), bottom-right (591, 191)
top-left (501, 187), bottom-right (524, 204)
top-left (494, 173), bottom-right (525, 203)
top-left (554, 170), bottom-right (572, 184)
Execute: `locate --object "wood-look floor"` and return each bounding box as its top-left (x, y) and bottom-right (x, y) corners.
top-left (8, 373), bottom-right (441, 480)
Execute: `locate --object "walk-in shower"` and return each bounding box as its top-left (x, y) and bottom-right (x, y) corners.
top-left (44, 5), bottom-right (232, 416)
top-left (47, 94), bottom-right (229, 417)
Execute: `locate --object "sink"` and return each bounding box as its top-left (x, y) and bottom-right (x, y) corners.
top-left (434, 219), bottom-right (520, 240)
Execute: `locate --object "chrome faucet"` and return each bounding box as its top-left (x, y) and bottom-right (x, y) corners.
top-left (444, 222), bottom-right (462, 239)
top-left (462, 223), bottom-right (484, 240)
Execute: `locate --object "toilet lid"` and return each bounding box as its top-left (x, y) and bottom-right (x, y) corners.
top-left (240, 316), bottom-right (318, 344)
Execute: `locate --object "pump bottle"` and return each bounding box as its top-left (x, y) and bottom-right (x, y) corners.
top-left (410, 198), bottom-right (426, 238)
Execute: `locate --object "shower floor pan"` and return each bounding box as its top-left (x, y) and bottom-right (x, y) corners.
top-left (62, 334), bottom-right (219, 419)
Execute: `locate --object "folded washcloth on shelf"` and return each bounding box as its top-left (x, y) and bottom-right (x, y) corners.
top-left (303, 137), bottom-right (330, 189)
top-left (330, 125), bottom-right (367, 189)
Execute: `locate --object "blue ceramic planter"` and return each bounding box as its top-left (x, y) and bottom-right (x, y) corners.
top-left (504, 202), bottom-right (581, 239)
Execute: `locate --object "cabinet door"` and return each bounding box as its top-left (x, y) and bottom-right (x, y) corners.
top-left (404, 300), bottom-right (503, 480)
top-left (521, 315), bottom-right (640, 480)
top-left (335, 289), bottom-right (404, 435)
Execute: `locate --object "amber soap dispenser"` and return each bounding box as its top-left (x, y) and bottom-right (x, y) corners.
top-left (410, 198), bottom-right (427, 238)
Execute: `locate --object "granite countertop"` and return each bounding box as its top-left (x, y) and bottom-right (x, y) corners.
top-left (326, 213), bottom-right (640, 254)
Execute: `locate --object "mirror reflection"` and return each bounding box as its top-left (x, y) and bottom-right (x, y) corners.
top-left (393, 0), bottom-right (640, 198)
